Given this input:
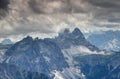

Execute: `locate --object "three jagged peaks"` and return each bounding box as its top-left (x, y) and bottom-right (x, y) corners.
top-left (10, 27), bottom-right (98, 51)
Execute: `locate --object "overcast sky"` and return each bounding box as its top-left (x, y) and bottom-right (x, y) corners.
top-left (0, 0), bottom-right (120, 42)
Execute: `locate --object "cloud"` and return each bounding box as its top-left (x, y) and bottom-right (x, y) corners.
top-left (0, 14), bottom-right (90, 36)
top-left (28, 0), bottom-right (91, 14)
top-left (0, 0), bottom-right (120, 41)
top-left (108, 18), bottom-right (120, 23)
top-left (84, 0), bottom-right (120, 9)
top-left (28, 0), bottom-right (71, 13)
top-left (63, 45), bottom-right (110, 56)
top-left (0, 32), bottom-right (58, 43)
top-left (0, 0), bottom-right (9, 18)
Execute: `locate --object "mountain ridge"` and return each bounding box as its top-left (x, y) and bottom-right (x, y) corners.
top-left (88, 30), bottom-right (120, 51)
top-left (0, 28), bottom-right (115, 79)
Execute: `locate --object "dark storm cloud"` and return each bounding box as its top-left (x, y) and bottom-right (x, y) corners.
top-left (27, 0), bottom-right (120, 25)
top-left (0, 0), bottom-right (9, 19)
top-left (93, 23), bottom-right (120, 28)
top-left (0, 0), bottom-right (9, 10)
top-left (28, 0), bottom-right (70, 13)
top-left (0, 0), bottom-right (120, 39)
top-left (0, 0), bottom-right (120, 14)
top-left (108, 18), bottom-right (120, 23)
top-left (82, 0), bottom-right (120, 29)
top-left (83, 0), bottom-right (120, 8)
top-left (1, 0), bottom-right (120, 15)
top-left (29, 0), bottom-right (120, 14)
top-left (28, 0), bottom-right (86, 14)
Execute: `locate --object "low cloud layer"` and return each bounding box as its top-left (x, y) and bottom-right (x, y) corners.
top-left (0, 0), bottom-right (120, 40)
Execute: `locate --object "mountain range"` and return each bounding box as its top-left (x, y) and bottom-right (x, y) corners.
top-left (1, 39), bottom-right (13, 45)
top-left (0, 28), bottom-right (119, 79)
top-left (87, 30), bottom-right (120, 51)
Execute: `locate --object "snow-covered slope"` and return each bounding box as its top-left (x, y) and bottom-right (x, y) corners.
top-left (102, 39), bottom-right (120, 51)
top-left (1, 39), bottom-right (13, 45)
top-left (0, 44), bottom-right (12, 59)
top-left (88, 30), bottom-right (120, 51)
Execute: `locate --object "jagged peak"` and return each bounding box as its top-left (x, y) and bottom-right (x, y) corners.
top-left (22, 36), bottom-right (33, 42)
top-left (58, 28), bottom-right (70, 36)
top-left (63, 28), bottom-right (70, 34)
top-left (1, 39), bottom-right (13, 45)
top-left (72, 28), bottom-right (84, 37)
top-left (72, 28), bottom-right (83, 35)
top-left (35, 37), bottom-right (39, 40)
